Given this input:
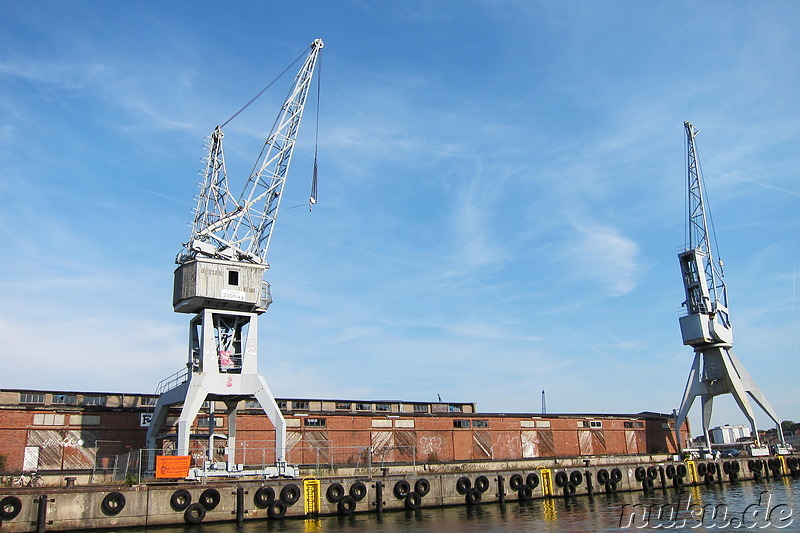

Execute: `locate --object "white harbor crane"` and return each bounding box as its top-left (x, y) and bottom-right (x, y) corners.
top-left (674, 121), bottom-right (784, 454)
top-left (145, 39), bottom-right (324, 477)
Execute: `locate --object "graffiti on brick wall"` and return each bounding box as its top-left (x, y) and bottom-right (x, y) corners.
top-left (521, 431), bottom-right (537, 458)
top-left (26, 429), bottom-right (99, 470)
top-left (493, 433), bottom-right (520, 459)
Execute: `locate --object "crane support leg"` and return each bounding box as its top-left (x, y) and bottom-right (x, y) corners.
top-left (176, 382), bottom-right (210, 455)
top-left (225, 401), bottom-right (238, 470)
top-left (675, 345), bottom-right (783, 452)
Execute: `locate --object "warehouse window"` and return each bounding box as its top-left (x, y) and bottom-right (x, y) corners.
top-left (52, 394), bottom-right (77, 405)
top-left (82, 396), bottom-right (106, 406)
top-left (304, 418), bottom-right (326, 428)
top-left (413, 404), bottom-right (429, 413)
top-left (448, 404), bottom-right (463, 413)
top-left (277, 401), bottom-right (287, 410)
top-left (244, 400), bottom-right (260, 409)
top-left (335, 402), bottom-right (352, 411)
top-left (33, 413), bottom-right (65, 426)
top-left (139, 396), bottom-right (157, 407)
top-left (197, 417), bottom-right (224, 428)
top-left (19, 393), bottom-right (45, 404)
top-left (590, 421), bottom-right (603, 428)
top-left (453, 420), bottom-right (471, 428)
top-left (292, 401), bottom-right (309, 411)
top-left (473, 420), bottom-right (489, 428)
top-left (228, 270), bottom-right (239, 286)
top-left (375, 403), bottom-right (391, 412)
top-left (356, 403), bottom-right (371, 411)
top-left (72, 414), bottom-right (101, 425)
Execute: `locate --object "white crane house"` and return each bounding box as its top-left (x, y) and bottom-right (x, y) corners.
top-left (145, 39), bottom-right (324, 477)
top-left (674, 121), bottom-right (785, 456)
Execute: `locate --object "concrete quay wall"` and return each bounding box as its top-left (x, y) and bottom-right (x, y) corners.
top-left (0, 455), bottom-right (797, 532)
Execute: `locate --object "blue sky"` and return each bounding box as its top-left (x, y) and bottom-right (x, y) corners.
top-left (2, 1), bottom-right (799, 437)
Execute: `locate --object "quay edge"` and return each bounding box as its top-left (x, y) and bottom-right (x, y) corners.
top-left (1, 454), bottom-right (799, 532)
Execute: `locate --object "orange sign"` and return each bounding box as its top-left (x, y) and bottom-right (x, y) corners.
top-left (155, 455), bottom-right (192, 479)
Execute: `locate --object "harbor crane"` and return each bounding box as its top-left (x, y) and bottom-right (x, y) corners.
top-left (674, 121), bottom-right (784, 454)
top-left (145, 39), bottom-right (323, 477)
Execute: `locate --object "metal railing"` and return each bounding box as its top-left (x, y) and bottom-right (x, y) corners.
top-left (99, 442), bottom-right (417, 484)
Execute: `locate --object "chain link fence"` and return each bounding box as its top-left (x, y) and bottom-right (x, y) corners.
top-left (102, 442), bottom-right (417, 484)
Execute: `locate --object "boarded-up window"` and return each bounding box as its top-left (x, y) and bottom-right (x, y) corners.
top-left (521, 431), bottom-right (537, 458)
top-left (473, 431), bottom-right (492, 459)
top-left (538, 430), bottom-right (555, 456)
top-left (579, 430), bottom-right (593, 455)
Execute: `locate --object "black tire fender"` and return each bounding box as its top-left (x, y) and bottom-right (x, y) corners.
top-left (326, 483), bottom-right (345, 503)
top-left (337, 495), bottom-right (356, 515)
top-left (280, 484), bottom-right (301, 506)
top-left (267, 500), bottom-right (287, 519)
top-left (101, 492), bottom-right (126, 516)
top-left (393, 480), bottom-right (411, 499)
top-left (170, 489), bottom-right (192, 512)
top-left (570, 470), bottom-right (583, 486)
top-left (414, 478), bottom-right (430, 497)
top-left (605, 480), bottom-right (617, 494)
top-left (610, 468), bottom-right (623, 482)
top-left (0, 496), bottom-right (22, 520)
top-left (455, 476), bottom-right (471, 495)
top-left (183, 502), bottom-right (205, 524)
top-left (563, 482), bottom-right (576, 497)
top-left (405, 491), bottom-right (422, 510)
top-left (475, 475), bottom-right (490, 493)
top-left (350, 481), bottom-right (367, 501)
top-left (554, 471), bottom-right (568, 487)
top-left (597, 469), bottom-right (610, 484)
top-left (665, 465), bottom-right (676, 479)
top-left (465, 487), bottom-right (481, 505)
top-left (634, 467), bottom-right (646, 482)
top-left (518, 485), bottom-right (533, 501)
top-left (509, 474), bottom-right (524, 490)
top-left (199, 488), bottom-right (220, 510)
top-left (526, 472), bottom-right (540, 489)
top-left (254, 486), bottom-right (275, 508)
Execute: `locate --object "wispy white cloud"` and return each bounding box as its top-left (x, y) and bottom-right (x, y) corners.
top-left (559, 223), bottom-right (643, 297)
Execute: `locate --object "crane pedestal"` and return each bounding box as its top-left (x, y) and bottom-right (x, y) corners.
top-left (674, 343), bottom-right (783, 454)
top-left (145, 307), bottom-right (294, 477)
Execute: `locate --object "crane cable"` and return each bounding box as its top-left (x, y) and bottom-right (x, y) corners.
top-left (219, 45), bottom-right (311, 129)
top-left (309, 53), bottom-right (322, 211)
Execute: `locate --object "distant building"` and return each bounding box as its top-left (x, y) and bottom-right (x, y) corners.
top-left (710, 424), bottom-right (749, 445)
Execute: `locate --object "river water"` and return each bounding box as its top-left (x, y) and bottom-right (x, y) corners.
top-left (126, 476), bottom-right (800, 532)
